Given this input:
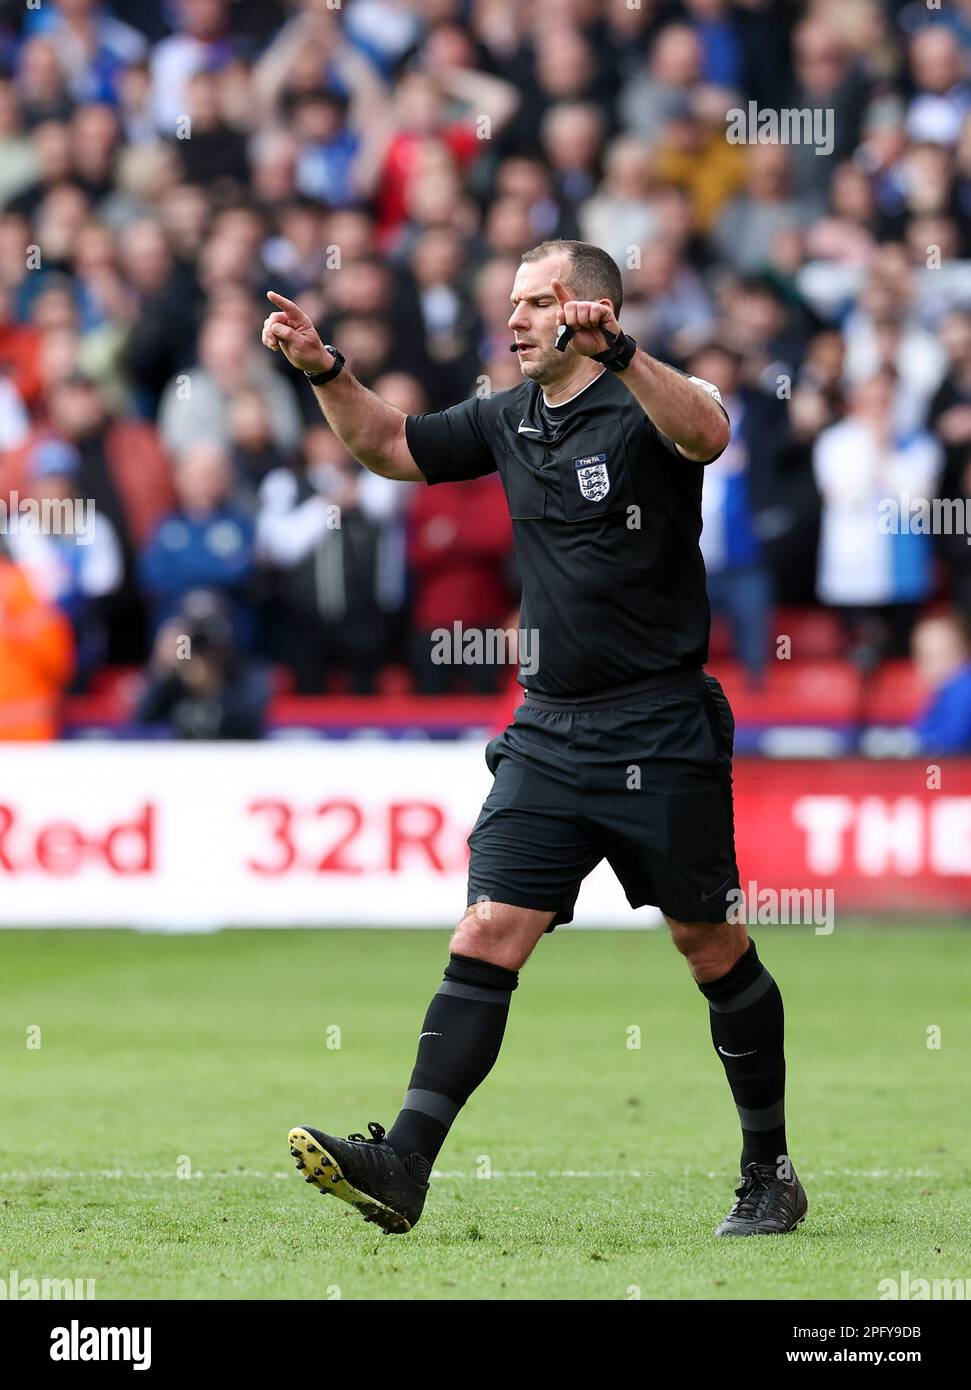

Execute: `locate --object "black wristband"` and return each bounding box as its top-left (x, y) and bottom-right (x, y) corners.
top-left (593, 327), bottom-right (637, 373)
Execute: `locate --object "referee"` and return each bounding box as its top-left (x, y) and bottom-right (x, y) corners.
top-left (263, 240), bottom-right (807, 1238)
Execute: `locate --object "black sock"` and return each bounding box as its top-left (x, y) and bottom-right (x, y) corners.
top-left (387, 954), bottom-right (518, 1178)
top-left (698, 940), bottom-right (789, 1176)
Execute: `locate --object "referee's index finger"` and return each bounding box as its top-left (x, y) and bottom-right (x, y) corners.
top-left (550, 277), bottom-right (571, 306)
top-left (266, 289), bottom-right (305, 318)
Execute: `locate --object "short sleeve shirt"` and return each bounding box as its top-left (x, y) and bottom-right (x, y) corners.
top-left (405, 371), bottom-right (727, 698)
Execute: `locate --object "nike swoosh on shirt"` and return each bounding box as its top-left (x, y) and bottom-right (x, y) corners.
top-left (419, 1032), bottom-right (443, 1040)
top-left (518, 420), bottom-right (541, 433)
top-left (718, 1046), bottom-right (756, 1058)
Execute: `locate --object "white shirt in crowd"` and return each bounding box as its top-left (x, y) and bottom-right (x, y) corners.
top-left (813, 416), bottom-right (941, 606)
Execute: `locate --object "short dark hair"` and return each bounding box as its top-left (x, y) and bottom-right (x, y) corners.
top-left (520, 239), bottom-right (623, 315)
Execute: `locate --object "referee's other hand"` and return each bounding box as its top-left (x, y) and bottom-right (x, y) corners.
top-left (261, 291), bottom-right (333, 375)
top-left (550, 278), bottom-right (621, 357)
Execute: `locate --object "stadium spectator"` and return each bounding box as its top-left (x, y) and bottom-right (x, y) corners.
top-left (251, 0), bottom-right (359, 124)
top-left (322, 257), bottom-right (428, 390)
top-left (621, 239), bottom-right (716, 363)
top-left (71, 101), bottom-right (122, 204)
top-left (785, 19), bottom-right (871, 210)
top-left (0, 77), bottom-right (37, 207)
top-left (927, 310), bottom-right (971, 496)
top-left (13, 39), bottom-right (73, 128)
top-left (149, 0), bottom-right (235, 135)
top-left (170, 69), bottom-right (249, 191)
top-left (157, 312), bottom-right (302, 456)
top-left (497, 21), bottom-right (612, 161)
top-left (473, 255), bottom-right (522, 367)
top-left (493, 155), bottom-right (578, 246)
top-left (911, 610), bottom-right (971, 753)
top-left (0, 280), bottom-right (42, 420)
top-left (841, 244), bottom-right (948, 433)
top-left (23, 0), bottom-right (147, 107)
top-left (649, 85), bottom-right (746, 235)
top-left (712, 145), bottom-right (806, 275)
top-left (259, 197), bottom-right (329, 299)
top-left (763, 330), bottom-right (844, 605)
top-left (928, 311), bottom-right (971, 623)
top-left (717, 273), bottom-right (807, 392)
top-left (134, 588), bottom-right (269, 740)
top-left (690, 342), bottom-right (778, 683)
top-left (408, 468), bottom-right (515, 696)
top-left (5, 436), bottom-right (123, 684)
top-left (41, 371), bottom-right (174, 551)
top-left (5, 119), bottom-right (74, 221)
top-left (120, 217), bottom-right (198, 416)
top-left (140, 440), bottom-right (257, 648)
top-left (802, 160), bottom-right (879, 275)
top-left (228, 386), bottom-right (293, 505)
top-left (117, 59), bottom-right (156, 145)
top-left (43, 372), bottom-right (170, 660)
top-left (578, 135), bottom-right (657, 271)
top-left (405, 229), bottom-right (480, 405)
top-left (366, 65), bottom-right (519, 251)
top-left (255, 423), bottom-right (404, 694)
top-left (620, 24), bottom-right (704, 140)
top-left (898, 0), bottom-right (971, 49)
top-left (814, 367), bottom-right (942, 662)
top-left (0, 535), bottom-right (75, 740)
top-left (905, 25), bottom-right (971, 148)
top-left (540, 101), bottom-right (606, 215)
top-left (601, 0), bottom-right (666, 90)
top-left (0, 369), bottom-right (175, 662)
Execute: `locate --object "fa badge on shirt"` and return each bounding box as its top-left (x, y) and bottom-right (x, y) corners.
top-left (573, 452), bottom-right (610, 502)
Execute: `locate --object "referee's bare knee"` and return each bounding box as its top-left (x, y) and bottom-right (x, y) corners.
top-left (450, 901), bottom-right (555, 970)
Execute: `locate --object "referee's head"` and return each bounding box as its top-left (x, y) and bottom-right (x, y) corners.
top-left (508, 239), bottom-right (623, 386)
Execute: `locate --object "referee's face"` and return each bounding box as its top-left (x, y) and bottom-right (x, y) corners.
top-left (508, 253), bottom-right (577, 385)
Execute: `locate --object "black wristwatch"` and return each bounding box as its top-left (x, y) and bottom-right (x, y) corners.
top-left (304, 345), bottom-right (345, 387)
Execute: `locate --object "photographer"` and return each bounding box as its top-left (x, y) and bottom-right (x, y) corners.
top-left (134, 589), bottom-right (269, 740)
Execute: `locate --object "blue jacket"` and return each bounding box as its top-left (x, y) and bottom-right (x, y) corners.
top-left (140, 508), bottom-right (256, 648)
top-left (914, 663), bottom-right (971, 754)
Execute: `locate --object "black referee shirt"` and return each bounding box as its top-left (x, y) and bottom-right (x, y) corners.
top-left (405, 369), bottom-right (728, 700)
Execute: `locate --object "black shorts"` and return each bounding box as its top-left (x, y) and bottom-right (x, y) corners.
top-left (467, 670), bottom-right (740, 928)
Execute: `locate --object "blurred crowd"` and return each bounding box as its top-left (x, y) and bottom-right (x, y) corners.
top-left (1, 0), bottom-right (971, 746)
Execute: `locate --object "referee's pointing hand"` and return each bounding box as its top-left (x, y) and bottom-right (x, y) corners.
top-left (261, 290), bottom-right (333, 375)
top-left (550, 278), bottom-right (621, 357)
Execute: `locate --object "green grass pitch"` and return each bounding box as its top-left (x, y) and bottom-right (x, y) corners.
top-left (1, 924), bottom-right (969, 1301)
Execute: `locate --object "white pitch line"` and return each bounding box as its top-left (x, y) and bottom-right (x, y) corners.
top-left (0, 1167), bottom-right (945, 1182)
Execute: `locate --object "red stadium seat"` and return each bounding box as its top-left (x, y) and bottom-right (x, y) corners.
top-left (707, 658), bottom-right (862, 724)
top-left (862, 659), bottom-right (925, 724)
top-left (706, 608), bottom-right (846, 668)
top-left (774, 607), bottom-right (846, 660)
top-left (707, 616), bottom-right (733, 661)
